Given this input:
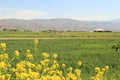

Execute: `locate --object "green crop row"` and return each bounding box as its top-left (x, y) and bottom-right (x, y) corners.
top-left (0, 31), bottom-right (120, 38)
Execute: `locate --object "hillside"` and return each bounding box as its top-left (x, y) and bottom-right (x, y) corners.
top-left (0, 18), bottom-right (120, 32)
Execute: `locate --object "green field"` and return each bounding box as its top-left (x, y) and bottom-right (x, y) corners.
top-left (0, 31), bottom-right (120, 38)
top-left (0, 38), bottom-right (120, 80)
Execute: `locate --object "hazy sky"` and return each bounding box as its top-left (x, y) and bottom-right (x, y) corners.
top-left (0, 0), bottom-right (120, 21)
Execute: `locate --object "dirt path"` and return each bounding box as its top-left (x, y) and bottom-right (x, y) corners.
top-left (0, 37), bottom-right (55, 40)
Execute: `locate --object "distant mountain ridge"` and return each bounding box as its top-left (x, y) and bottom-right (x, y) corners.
top-left (0, 18), bottom-right (120, 32)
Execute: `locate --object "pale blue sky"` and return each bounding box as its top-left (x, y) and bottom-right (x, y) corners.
top-left (0, 0), bottom-right (120, 21)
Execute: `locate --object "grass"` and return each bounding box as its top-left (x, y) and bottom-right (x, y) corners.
top-left (0, 31), bottom-right (120, 38)
top-left (0, 38), bottom-right (120, 80)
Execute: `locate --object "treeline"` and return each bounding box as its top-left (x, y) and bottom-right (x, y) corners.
top-left (0, 28), bottom-right (87, 32)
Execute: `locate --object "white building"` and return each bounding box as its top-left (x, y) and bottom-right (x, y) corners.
top-left (93, 28), bottom-right (105, 32)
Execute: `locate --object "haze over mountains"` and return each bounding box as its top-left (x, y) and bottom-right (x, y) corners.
top-left (0, 18), bottom-right (120, 32)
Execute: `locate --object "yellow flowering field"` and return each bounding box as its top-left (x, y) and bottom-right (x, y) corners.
top-left (0, 39), bottom-right (110, 80)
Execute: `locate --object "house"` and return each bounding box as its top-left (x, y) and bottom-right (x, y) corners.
top-left (93, 29), bottom-right (112, 32)
top-left (94, 29), bottom-right (105, 32)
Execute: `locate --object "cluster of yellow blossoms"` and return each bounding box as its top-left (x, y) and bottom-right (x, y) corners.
top-left (92, 66), bottom-right (109, 80)
top-left (0, 43), bottom-right (6, 51)
top-left (0, 39), bottom-right (109, 80)
top-left (0, 52), bottom-right (82, 80)
top-left (34, 38), bottom-right (39, 47)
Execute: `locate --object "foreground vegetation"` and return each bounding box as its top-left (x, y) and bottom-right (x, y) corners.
top-left (0, 38), bottom-right (120, 80)
top-left (0, 31), bottom-right (120, 38)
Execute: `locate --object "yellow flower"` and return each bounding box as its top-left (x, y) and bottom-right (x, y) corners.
top-left (26, 50), bottom-right (33, 59)
top-left (44, 59), bottom-right (50, 63)
top-left (26, 49), bottom-right (31, 53)
top-left (26, 54), bottom-right (33, 59)
top-left (67, 72), bottom-right (77, 80)
top-left (51, 75), bottom-right (61, 80)
top-left (0, 75), bottom-right (5, 80)
top-left (62, 63), bottom-right (66, 68)
top-left (56, 70), bottom-right (63, 75)
top-left (43, 69), bottom-right (47, 73)
top-left (35, 64), bottom-right (42, 70)
top-left (0, 43), bottom-right (6, 49)
top-left (105, 66), bottom-right (109, 70)
top-left (52, 53), bottom-right (58, 59)
top-left (77, 61), bottom-right (82, 66)
top-left (19, 73), bottom-right (28, 79)
top-left (29, 71), bottom-right (39, 79)
top-left (97, 72), bottom-right (103, 77)
top-left (14, 50), bottom-right (19, 57)
top-left (0, 55), bottom-right (3, 59)
top-left (53, 60), bottom-right (57, 64)
top-left (68, 67), bottom-right (73, 72)
top-left (102, 68), bottom-right (106, 72)
top-left (91, 77), bottom-right (99, 80)
top-left (40, 76), bottom-right (48, 80)
top-left (0, 62), bottom-right (6, 69)
top-left (6, 74), bottom-right (11, 79)
top-left (95, 67), bottom-right (100, 72)
top-left (42, 52), bottom-right (49, 58)
top-left (40, 61), bottom-right (45, 65)
top-left (91, 77), bottom-right (95, 80)
top-left (52, 64), bottom-right (57, 69)
top-left (34, 38), bottom-right (39, 46)
top-left (11, 68), bottom-right (16, 72)
top-left (75, 69), bottom-right (81, 75)
top-left (3, 53), bottom-right (8, 59)
top-left (31, 63), bottom-right (35, 68)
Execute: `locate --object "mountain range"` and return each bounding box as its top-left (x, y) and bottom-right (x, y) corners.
top-left (0, 18), bottom-right (120, 32)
